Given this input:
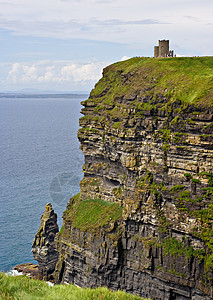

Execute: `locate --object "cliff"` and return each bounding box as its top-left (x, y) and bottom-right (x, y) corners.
top-left (34, 57), bottom-right (213, 299)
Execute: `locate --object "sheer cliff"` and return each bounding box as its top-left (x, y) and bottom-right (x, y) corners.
top-left (35, 57), bottom-right (213, 299)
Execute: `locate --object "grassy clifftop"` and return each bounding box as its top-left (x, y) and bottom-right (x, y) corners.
top-left (87, 56), bottom-right (213, 108)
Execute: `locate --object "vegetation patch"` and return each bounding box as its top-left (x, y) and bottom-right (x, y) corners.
top-left (137, 171), bottom-right (165, 197)
top-left (192, 178), bottom-right (201, 184)
top-left (184, 173), bottom-right (192, 180)
top-left (138, 172), bottom-right (212, 272)
top-left (160, 237), bottom-right (197, 259)
top-left (172, 132), bottom-right (188, 144)
top-left (193, 204), bottom-right (213, 270)
top-left (157, 210), bottom-right (171, 233)
top-left (112, 121), bottom-right (122, 129)
top-left (155, 129), bottom-right (171, 142)
top-left (64, 198), bottom-right (122, 232)
top-left (168, 178), bottom-right (213, 272)
top-left (0, 272), bottom-right (147, 300)
top-left (80, 177), bottom-right (101, 187)
top-left (88, 57), bottom-right (213, 112)
top-left (141, 236), bottom-right (158, 249)
top-left (200, 172), bottom-right (213, 186)
top-left (170, 185), bottom-right (185, 192)
top-left (157, 266), bottom-right (185, 277)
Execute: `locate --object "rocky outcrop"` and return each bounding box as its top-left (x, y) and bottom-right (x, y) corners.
top-left (32, 203), bottom-right (59, 280)
top-left (14, 263), bottom-right (39, 279)
top-left (35, 57), bottom-right (213, 299)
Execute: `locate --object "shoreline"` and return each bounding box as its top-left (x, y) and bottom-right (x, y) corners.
top-left (5, 263), bottom-right (55, 287)
top-left (11, 263), bottom-right (39, 279)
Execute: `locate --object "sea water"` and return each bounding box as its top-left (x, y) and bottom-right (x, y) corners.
top-left (0, 95), bottom-right (86, 272)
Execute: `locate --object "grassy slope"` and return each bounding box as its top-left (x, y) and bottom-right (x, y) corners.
top-left (0, 273), bottom-right (148, 300)
top-left (89, 57), bottom-right (213, 108)
top-left (63, 195), bottom-right (122, 232)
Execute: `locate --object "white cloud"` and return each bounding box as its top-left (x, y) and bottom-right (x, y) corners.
top-left (7, 63), bottom-right (21, 83)
top-left (7, 63), bottom-right (39, 83)
top-left (61, 62), bottom-right (102, 82)
top-left (1, 60), bottom-right (110, 91)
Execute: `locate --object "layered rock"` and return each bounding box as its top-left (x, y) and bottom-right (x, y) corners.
top-left (32, 203), bottom-right (59, 280)
top-left (36, 57), bottom-right (212, 299)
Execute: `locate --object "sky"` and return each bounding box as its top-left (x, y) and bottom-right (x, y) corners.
top-left (0, 0), bottom-right (212, 93)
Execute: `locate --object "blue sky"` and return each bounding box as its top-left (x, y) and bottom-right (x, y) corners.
top-left (0, 0), bottom-right (212, 92)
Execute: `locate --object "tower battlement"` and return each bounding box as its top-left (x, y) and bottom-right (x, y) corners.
top-left (154, 40), bottom-right (174, 58)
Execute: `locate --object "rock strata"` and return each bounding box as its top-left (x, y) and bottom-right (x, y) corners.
top-left (32, 203), bottom-right (59, 280)
top-left (35, 57), bottom-right (213, 299)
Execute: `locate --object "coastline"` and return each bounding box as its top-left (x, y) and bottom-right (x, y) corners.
top-left (11, 263), bottom-right (39, 279)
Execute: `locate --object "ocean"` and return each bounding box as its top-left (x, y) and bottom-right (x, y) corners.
top-left (0, 95), bottom-right (87, 272)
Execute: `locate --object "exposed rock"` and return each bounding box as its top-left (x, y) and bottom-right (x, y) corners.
top-left (14, 263), bottom-right (39, 279)
top-left (35, 57), bottom-right (213, 299)
top-left (32, 203), bottom-right (59, 280)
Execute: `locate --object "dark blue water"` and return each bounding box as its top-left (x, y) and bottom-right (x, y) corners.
top-left (0, 96), bottom-right (86, 272)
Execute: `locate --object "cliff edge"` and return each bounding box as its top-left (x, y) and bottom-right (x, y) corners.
top-left (35, 57), bottom-right (213, 299)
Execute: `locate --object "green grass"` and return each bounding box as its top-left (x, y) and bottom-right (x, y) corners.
top-left (87, 57), bottom-right (213, 108)
top-left (0, 273), bottom-right (148, 300)
top-left (112, 121), bottom-right (122, 129)
top-left (160, 237), bottom-right (196, 259)
top-left (184, 173), bottom-right (192, 180)
top-left (64, 198), bottom-right (122, 232)
top-left (170, 185), bottom-right (185, 192)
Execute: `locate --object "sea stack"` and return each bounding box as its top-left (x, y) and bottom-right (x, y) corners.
top-left (32, 203), bottom-right (59, 280)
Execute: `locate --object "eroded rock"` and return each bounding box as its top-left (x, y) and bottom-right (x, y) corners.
top-left (32, 203), bottom-right (59, 280)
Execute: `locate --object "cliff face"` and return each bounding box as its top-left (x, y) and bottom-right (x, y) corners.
top-left (47, 57), bottom-right (212, 299)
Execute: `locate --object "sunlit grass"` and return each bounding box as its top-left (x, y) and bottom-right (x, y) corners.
top-left (0, 273), bottom-right (149, 300)
top-left (64, 198), bottom-right (122, 232)
top-left (88, 57), bottom-right (213, 108)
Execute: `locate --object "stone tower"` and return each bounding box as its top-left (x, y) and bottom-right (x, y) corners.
top-left (159, 40), bottom-right (169, 57)
top-left (154, 40), bottom-right (174, 58)
top-left (154, 46), bottom-right (159, 58)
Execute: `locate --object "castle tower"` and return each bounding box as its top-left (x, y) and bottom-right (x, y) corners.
top-left (154, 46), bottom-right (159, 58)
top-left (159, 40), bottom-right (169, 57)
top-left (154, 40), bottom-right (173, 58)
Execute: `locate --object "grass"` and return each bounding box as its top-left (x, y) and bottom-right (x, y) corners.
top-left (112, 121), bottom-right (122, 129)
top-left (87, 57), bottom-right (213, 108)
top-left (160, 237), bottom-right (196, 259)
top-left (0, 272), bottom-right (148, 300)
top-left (170, 185), bottom-right (185, 192)
top-left (64, 198), bottom-right (122, 232)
